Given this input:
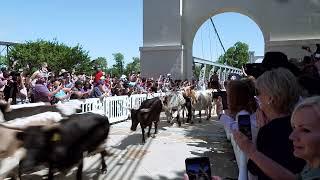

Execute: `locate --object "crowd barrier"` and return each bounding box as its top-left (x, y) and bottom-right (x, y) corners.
top-left (72, 92), bottom-right (166, 124)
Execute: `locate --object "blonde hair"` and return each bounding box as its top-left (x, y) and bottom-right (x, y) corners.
top-left (292, 96), bottom-right (320, 121)
top-left (256, 68), bottom-right (301, 114)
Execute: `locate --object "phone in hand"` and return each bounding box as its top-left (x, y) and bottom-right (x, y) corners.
top-left (237, 114), bottom-right (252, 140)
top-left (185, 157), bottom-right (211, 180)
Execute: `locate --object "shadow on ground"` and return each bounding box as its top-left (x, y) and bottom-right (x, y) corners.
top-left (182, 115), bottom-right (238, 179)
top-left (138, 171), bottom-right (185, 180)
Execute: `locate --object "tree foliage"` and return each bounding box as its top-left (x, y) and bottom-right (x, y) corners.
top-left (92, 57), bottom-right (108, 71)
top-left (125, 57), bottom-right (140, 75)
top-left (0, 55), bottom-right (8, 68)
top-left (110, 53), bottom-right (125, 77)
top-left (6, 39), bottom-right (142, 77)
top-left (217, 42), bottom-right (249, 68)
top-left (8, 39), bottom-right (92, 74)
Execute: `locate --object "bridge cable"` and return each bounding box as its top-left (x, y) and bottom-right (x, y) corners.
top-left (200, 25), bottom-right (205, 58)
top-left (210, 17), bottom-right (226, 54)
top-left (208, 21), bottom-right (213, 61)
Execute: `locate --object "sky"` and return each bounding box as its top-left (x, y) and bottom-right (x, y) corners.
top-left (0, 1), bottom-right (264, 65)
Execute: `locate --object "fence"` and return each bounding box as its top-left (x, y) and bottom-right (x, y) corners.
top-left (70, 92), bottom-right (166, 124)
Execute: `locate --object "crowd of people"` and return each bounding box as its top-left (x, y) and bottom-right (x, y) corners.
top-left (0, 62), bottom-right (198, 105)
top-left (206, 49), bottom-right (320, 180)
top-left (1, 46), bottom-right (320, 179)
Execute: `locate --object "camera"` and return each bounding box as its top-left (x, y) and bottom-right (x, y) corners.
top-left (185, 157), bottom-right (211, 180)
top-left (237, 114), bottom-right (252, 140)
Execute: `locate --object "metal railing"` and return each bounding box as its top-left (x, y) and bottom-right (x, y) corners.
top-left (68, 92), bottom-right (166, 124)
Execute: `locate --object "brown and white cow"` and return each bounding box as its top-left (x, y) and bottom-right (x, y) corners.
top-left (190, 90), bottom-right (213, 123)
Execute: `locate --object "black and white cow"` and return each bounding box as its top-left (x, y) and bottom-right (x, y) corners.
top-left (16, 112), bottom-right (110, 180)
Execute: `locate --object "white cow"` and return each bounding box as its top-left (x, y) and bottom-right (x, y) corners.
top-left (162, 91), bottom-right (186, 126)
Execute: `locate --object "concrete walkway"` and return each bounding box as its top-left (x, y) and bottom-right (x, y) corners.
top-left (18, 114), bottom-right (238, 180)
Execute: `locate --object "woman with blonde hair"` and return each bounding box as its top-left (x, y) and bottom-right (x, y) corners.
top-left (235, 68), bottom-right (306, 179)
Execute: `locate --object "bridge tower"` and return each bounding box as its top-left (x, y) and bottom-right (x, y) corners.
top-left (140, 0), bottom-right (320, 80)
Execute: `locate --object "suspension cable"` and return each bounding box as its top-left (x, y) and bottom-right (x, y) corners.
top-left (210, 17), bottom-right (226, 54)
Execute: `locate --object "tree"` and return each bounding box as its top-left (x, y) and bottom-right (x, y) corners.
top-left (92, 57), bottom-right (108, 72)
top-left (8, 39), bottom-right (93, 75)
top-left (0, 55), bottom-right (8, 68)
top-left (111, 53), bottom-right (124, 77)
top-left (193, 64), bottom-right (202, 79)
top-left (217, 42), bottom-right (249, 68)
top-left (125, 57), bottom-right (140, 75)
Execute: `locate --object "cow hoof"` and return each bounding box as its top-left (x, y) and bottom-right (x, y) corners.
top-left (178, 122), bottom-right (182, 127)
top-left (101, 169), bottom-right (108, 174)
top-left (152, 135), bottom-right (156, 138)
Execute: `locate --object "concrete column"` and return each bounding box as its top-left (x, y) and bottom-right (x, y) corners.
top-left (140, 0), bottom-right (185, 79)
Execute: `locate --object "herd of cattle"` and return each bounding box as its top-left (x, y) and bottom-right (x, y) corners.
top-left (0, 88), bottom-right (216, 180)
top-left (130, 89), bottom-right (215, 143)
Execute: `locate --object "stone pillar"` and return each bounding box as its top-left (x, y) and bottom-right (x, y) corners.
top-left (140, 0), bottom-right (185, 79)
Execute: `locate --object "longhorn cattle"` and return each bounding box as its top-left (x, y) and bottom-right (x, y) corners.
top-left (16, 113), bottom-right (110, 180)
top-left (162, 91), bottom-right (186, 126)
top-left (0, 100), bottom-right (81, 122)
top-left (190, 90), bottom-right (213, 122)
top-left (0, 112), bottom-right (64, 179)
top-left (130, 97), bottom-right (162, 143)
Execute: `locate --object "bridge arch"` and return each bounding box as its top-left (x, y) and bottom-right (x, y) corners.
top-left (192, 12), bottom-right (265, 64)
top-left (140, 0), bottom-right (320, 80)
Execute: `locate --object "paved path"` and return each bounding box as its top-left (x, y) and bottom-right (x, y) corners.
top-left (18, 114), bottom-right (238, 180)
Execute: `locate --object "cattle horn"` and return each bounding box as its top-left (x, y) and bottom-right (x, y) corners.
top-left (140, 108), bottom-right (151, 113)
top-left (0, 123), bottom-right (25, 131)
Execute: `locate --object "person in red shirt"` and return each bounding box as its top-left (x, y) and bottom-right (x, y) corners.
top-left (94, 68), bottom-right (103, 84)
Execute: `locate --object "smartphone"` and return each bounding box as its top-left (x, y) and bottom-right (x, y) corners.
top-left (185, 157), bottom-right (211, 180)
top-left (237, 114), bottom-right (252, 140)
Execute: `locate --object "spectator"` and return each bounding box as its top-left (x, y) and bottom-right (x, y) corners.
top-left (70, 80), bottom-right (90, 99)
top-left (94, 68), bottom-right (103, 84)
top-left (30, 62), bottom-right (49, 86)
top-left (90, 80), bottom-right (106, 98)
top-left (246, 68), bottom-right (305, 179)
top-left (262, 51), bottom-right (301, 77)
top-left (52, 80), bottom-right (71, 102)
top-left (233, 96), bottom-right (320, 179)
top-left (227, 79), bottom-right (257, 118)
top-left (33, 76), bottom-right (63, 103)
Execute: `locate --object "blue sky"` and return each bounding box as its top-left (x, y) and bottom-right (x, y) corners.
top-left (0, 1), bottom-right (264, 65)
top-left (193, 12), bottom-right (265, 62)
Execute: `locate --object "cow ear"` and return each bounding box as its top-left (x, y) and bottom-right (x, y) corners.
top-left (16, 131), bottom-right (25, 141)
